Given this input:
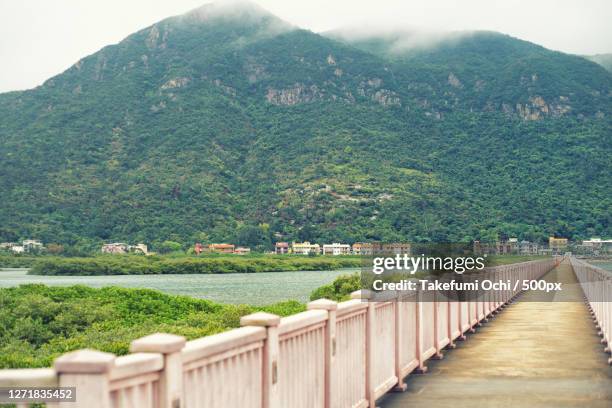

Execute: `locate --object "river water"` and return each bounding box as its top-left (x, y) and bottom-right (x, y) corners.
top-left (590, 261), bottom-right (612, 271)
top-left (0, 268), bottom-right (358, 305)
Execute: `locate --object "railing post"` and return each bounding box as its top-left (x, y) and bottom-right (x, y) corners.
top-left (351, 289), bottom-right (376, 408)
top-left (391, 291), bottom-right (408, 392)
top-left (308, 298), bottom-right (338, 408)
top-left (130, 333), bottom-right (186, 408)
top-left (414, 286), bottom-right (429, 371)
top-left (241, 312), bottom-right (281, 408)
top-left (54, 349), bottom-right (115, 408)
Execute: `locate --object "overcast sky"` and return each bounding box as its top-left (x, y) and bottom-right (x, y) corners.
top-left (1, 0), bottom-right (611, 93)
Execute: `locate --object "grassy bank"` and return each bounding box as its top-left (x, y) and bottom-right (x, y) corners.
top-left (0, 284), bottom-right (304, 369)
top-left (485, 255), bottom-right (548, 266)
top-left (0, 255), bottom-right (40, 268)
top-left (28, 255), bottom-right (361, 276)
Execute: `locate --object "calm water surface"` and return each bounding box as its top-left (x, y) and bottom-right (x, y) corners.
top-left (590, 261), bottom-right (612, 271)
top-left (0, 268), bottom-right (358, 305)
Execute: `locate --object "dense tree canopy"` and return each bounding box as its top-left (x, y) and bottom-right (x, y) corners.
top-left (0, 2), bottom-right (610, 249)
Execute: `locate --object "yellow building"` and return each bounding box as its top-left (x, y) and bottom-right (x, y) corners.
top-left (291, 242), bottom-right (320, 255)
top-left (352, 242), bottom-right (372, 255)
top-left (549, 237), bottom-right (568, 252)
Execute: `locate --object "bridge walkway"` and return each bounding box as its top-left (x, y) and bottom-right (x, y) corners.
top-left (380, 261), bottom-right (612, 408)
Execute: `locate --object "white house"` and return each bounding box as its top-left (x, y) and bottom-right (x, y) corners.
top-left (101, 243), bottom-right (129, 254)
top-left (10, 245), bottom-right (25, 254)
top-left (322, 243), bottom-right (351, 256)
top-left (102, 242), bottom-right (149, 255)
top-left (581, 238), bottom-right (612, 254)
top-left (23, 239), bottom-right (44, 252)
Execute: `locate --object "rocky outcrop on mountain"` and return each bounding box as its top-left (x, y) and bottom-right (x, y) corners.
top-left (266, 84), bottom-right (323, 105)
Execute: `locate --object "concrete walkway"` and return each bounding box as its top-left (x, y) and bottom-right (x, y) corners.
top-left (380, 262), bottom-right (612, 408)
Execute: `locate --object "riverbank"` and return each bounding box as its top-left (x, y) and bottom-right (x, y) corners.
top-left (26, 254), bottom-right (361, 276)
top-left (0, 255), bottom-right (551, 369)
top-left (0, 268), bottom-right (355, 304)
top-left (0, 255), bottom-right (39, 268)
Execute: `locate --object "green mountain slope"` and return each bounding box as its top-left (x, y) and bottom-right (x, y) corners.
top-left (585, 53), bottom-right (612, 73)
top-left (327, 29), bottom-right (611, 119)
top-left (0, 2), bottom-right (610, 250)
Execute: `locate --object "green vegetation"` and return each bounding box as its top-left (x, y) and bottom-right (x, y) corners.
top-left (0, 2), bottom-right (610, 248)
top-left (485, 255), bottom-right (548, 266)
top-left (0, 255), bottom-right (40, 268)
top-left (0, 284), bottom-right (304, 369)
top-left (310, 274), bottom-right (361, 301)
top-left (585, 53), bottom-right (612, 73)
top-left (28, 254), bottom-right (361, 275)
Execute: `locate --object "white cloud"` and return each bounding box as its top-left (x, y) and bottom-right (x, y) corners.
top-left (0, 0), bottom-right (610, 92)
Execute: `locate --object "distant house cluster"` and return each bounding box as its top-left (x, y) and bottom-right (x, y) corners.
top-left (194, 243), bottom-right (251, 255)
top-left (0, 239), bottom-right (44, 254)
top-left (274, 241), bottom-right (411, 256)
top-left (577, 237), bottom-right (612, 255)
top-left (101, 243), bottom-right (149, 255)
top-left (473, 236), bottom-right (569, 256)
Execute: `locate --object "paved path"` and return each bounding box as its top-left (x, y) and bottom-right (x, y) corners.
top-left (380, 262), bottom-right (612, 408)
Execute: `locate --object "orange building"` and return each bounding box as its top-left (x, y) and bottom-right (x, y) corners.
top-left (208, 243), bottom-right (236, 254)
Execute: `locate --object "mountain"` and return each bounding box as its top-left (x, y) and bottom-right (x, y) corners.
top-left (327, 28), bottom-right (611, 119)
top-left (585, 53), bottom-right (612, 73)
top-left (0, 1), bottom-right (610, 250)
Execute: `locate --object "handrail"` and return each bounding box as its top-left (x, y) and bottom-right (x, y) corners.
top-left (181, 325), bottom-right (266, 364)
top-left (570, 257), bottom-right (612, 365)
top-left (0, 258), bottom-right (558, 408)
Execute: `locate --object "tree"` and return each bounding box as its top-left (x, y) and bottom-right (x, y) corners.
top-left (46, 244), bottom-right (64, 255)
top-left (158, 241), bottom-right (183, 254)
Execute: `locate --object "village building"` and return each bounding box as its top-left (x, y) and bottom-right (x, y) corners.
top-left (234, 247), bottom-right (251, 255)
top-left (379, 242), bottom-right (411, 255)
top-left (351, 242), bottom-right (372, 256)
top-left (22, 239), bottom-right (44, 252)
top-left (507, 238), bottom-right (519, 253)
top-left (130, 244), bottom-right (148, 255)
top-left (208, 243), bottom-right (236, 254)
top-left (519, 240), bottom-right (539, 255)
top-left (538, 247), bottom-right (554, 255)
top-left (10, 245), bottom-right (25, 254)
top-left (496, 241), bottom-right (514, 254)
top-left (580, 238), bottom-right (612, 255)
top-left (291, 242), bottom-right (320, 255)
top-left (352, 242), bottom-right (411, 255)
top-left (101, 243), bottom-right (148, 255)
top-left (322, 243), bottom-right (351, 256)
top-left (101, 243), bottom-right (130, 254)
top-left (0, 242), bottom-right (17, 251)
top-left (549, 237), bottom-right (568, 253)
top-left (474, 240), bottom-right (520, 255)
top-left (275, 242), bottom-right (289, 254)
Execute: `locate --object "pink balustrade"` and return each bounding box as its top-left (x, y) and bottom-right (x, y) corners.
top-left (333, 300), bottom-right (368, 408)
top-left (571, 258), bottom-right (612, 365)
top-left (0, 259), bottom-right (561, 408)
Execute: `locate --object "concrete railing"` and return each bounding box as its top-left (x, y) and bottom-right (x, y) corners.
top-left (570, 257), bottom-right (612, 365)
top-left (0, 258), bottom-right (557, 408)
top-left (0, 368), bottom-right (59, 408)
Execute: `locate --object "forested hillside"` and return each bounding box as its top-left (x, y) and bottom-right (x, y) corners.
top-left (0, 1), bottom-right (610, 250)
top-left (585, 53), bottom-right (612, 73)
